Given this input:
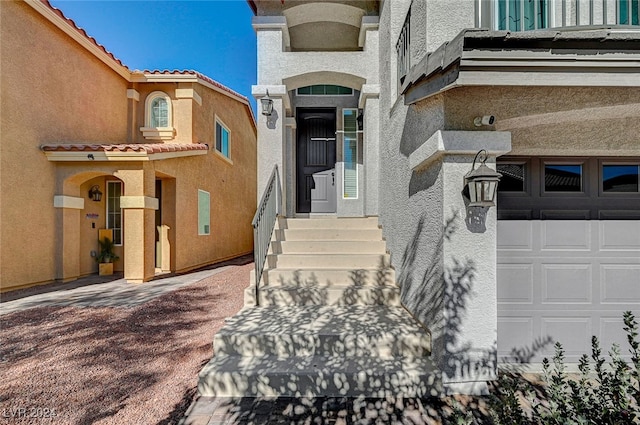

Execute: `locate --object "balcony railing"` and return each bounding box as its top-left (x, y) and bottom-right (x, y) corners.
top-left (477, 0), bottom-right (639, 31)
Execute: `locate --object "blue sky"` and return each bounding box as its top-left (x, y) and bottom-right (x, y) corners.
top-left (51, 0), bottom-right (257, 112)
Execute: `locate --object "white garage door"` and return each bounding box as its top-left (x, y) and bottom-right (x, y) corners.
top-left (497, 220), bottom-right (640, 363)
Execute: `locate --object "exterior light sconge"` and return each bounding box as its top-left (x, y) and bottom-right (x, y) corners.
top-left (88, 185), bottom-right (103, 202)
top-left (261, 90), bottom-right (273, 116)
top-left (464, 150), bottom-right (502, 207)
top-left (357, 109), bottom-right (364, 131)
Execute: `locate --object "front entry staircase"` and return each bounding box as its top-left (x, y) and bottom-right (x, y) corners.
top-left (198, 217), bottom-right (441, 398)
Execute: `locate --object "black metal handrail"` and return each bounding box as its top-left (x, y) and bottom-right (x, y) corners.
top-left (251, 165), bottom-right (281, 306)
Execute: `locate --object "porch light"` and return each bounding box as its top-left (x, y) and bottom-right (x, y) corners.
top-left (464, 150), bottom-right (501, 207)
top-left (88, 185), bottom-right (103, 202)
top-left (260, 90), bottom-right (273, 116)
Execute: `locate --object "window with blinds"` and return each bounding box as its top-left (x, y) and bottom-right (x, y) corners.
top-left (343, 109), bottom-right (358, 199)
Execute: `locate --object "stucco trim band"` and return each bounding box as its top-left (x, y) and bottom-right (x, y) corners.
top-left (252, 16), bottom-right (291, 48)
top-left (119, 196), bottom-right (159, 210)
top-left (409, 130), bottom-right (512, 171)
top-left (127, 89), bottom-right (140, 101)
top-left (358, 84), bottom-right (380, 108)
top-left (176, 88), bottom-right (203, 106)
top-left (252, 85), bottom-right (291, 111)
top-left (358, 16), bottom-right (379, 48)
top-left (53, 195), bottom-right (84, 209)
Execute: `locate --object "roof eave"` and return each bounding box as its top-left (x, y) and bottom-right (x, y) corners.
top-left (404, 28), bottom-right (640, 105)
top-left (26, 0), bottom-right (131, 81)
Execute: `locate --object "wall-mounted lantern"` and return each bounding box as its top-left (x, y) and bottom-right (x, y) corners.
top-left (357, 109), bottom-right (364, 131)
top-left (261, 90), bottom-right (273, 116)
top-left (464, 150), bottom-right (501, 207)
top-left (88, 185), bottom-right (103, 202)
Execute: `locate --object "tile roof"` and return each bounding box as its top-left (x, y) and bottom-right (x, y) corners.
top-left (41, 143), bottom-right (209, 153)
top-left (40, 0), bottom-right (128, 70)
top-left (39, 0), bottom-right (254, 118)
top-left (138, 69), bottom-right (251, 103)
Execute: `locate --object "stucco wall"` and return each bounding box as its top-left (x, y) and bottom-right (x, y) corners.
top-left (135, 83), bottom-right (195, 145)
top-left (153, 83), bottom-right (257, 273)
top-left (444, 86), bottom-right (640, 156)
top-left (0, 1), bottom-right (129, 291)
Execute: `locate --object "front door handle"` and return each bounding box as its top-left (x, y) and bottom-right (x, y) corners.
top-left (331, 172), bottom-right (335, 186)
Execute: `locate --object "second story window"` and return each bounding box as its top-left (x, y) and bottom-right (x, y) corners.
top-left (498, 0), bottom-right (548, 31)
top-left (396, 11), bottom-right (410, 93)
top-left (215, 118), bottom-right (230, 159)
top-left (141, 91), bottom-right (174, 140)
top-left (151, 97), bottom-right (168, 127)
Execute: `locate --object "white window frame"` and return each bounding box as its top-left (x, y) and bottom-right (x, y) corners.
top-left (198, 189), bottom-right (210, 236)
top-left (342, 108), bottom-right (359, 200)
top-left (106, 181), bottom-right (123, 246)
top-left (140, 91), bottom-right (174, 141)
top-left (214, 116), bottom-right (232, 162)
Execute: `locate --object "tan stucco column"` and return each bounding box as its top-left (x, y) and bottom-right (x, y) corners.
top-left (115, 168), bottom-right (158, 283)
top-left (53, 195), bottom-right (84, 282)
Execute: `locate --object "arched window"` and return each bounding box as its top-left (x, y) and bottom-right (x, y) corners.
top-left (141, 91), bottom-right (174, 140)
top-left (150, 97), bottom-right (169, 128)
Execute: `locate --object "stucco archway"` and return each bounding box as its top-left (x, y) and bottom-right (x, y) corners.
top-left (283, 71), bottom-right (366, 93)
top-left (57, 171), bottom-right (125, 281)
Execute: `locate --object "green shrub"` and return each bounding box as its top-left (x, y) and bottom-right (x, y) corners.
top-left (491, 311), bottom-right (640, 425)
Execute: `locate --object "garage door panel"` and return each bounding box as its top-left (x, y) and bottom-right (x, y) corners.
top-left (600, 317), bottom-right (633, 355)
top-left (600, 221), bottom-right (640, 250)
top-left (498, 220), bottom-right (640, 364)
top-left (542, 264), bottom-right (592, 304)
top-left (541, 317), bottom-right (593, 358)
top-left (498, 221), bottom-right (533, 250)
top-left (600, 264), bottom-right (640, 304)
top-left (497, 317), bottom-right (534, 361)
top-left (541, 221), bottom-right (591, 251)
top-left (497, 264), bottom-right (534, 304)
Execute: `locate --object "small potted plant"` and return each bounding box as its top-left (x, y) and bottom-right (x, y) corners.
top-left (97, 237), bottom-right (119, 275)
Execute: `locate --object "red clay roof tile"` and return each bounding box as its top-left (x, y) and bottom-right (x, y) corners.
top-left (41, 143), bottom-right (209, 153)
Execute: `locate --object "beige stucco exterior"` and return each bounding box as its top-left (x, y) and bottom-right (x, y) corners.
top-left (0, 0), bottom-right (256, 292)
top-left (443, 86), bottom-right (640, 156)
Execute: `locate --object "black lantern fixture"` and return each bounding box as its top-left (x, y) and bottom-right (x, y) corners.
top-left (356, 109), bottom-right (364, 131)
top-left (464, 150), bottom-right (501, 207)
top-left (260, 90), bottom-right (273, 116)
top-left (88, 185), bottom-right (103, 202)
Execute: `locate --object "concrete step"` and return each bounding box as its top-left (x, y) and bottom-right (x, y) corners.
top-left (214, 306), bottom-right (430, 359)
top-left (274, 228), bottom-right (383, 241)
top-left (257, 268), bottom-right (396, 287)
top-left (257, 284), bottom-right (401, 307)
top-left (279, 217), bottom-right (380, 230)
top-left (198, 354), bottom-right (442, 398)
top-left (267, 254), bottom-right (391, 270)
top-left (270, 240), bottom-right (387, 255)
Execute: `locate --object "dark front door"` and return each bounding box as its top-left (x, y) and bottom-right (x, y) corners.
top-left (296, 109), bottom-right (337, 213)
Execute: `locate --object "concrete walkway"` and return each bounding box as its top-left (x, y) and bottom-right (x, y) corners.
top-left (0, 255), bottom-right (252, 315)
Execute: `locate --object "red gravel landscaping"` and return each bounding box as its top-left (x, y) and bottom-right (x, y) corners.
top-left (0, 262), bottom-right (251, 425)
